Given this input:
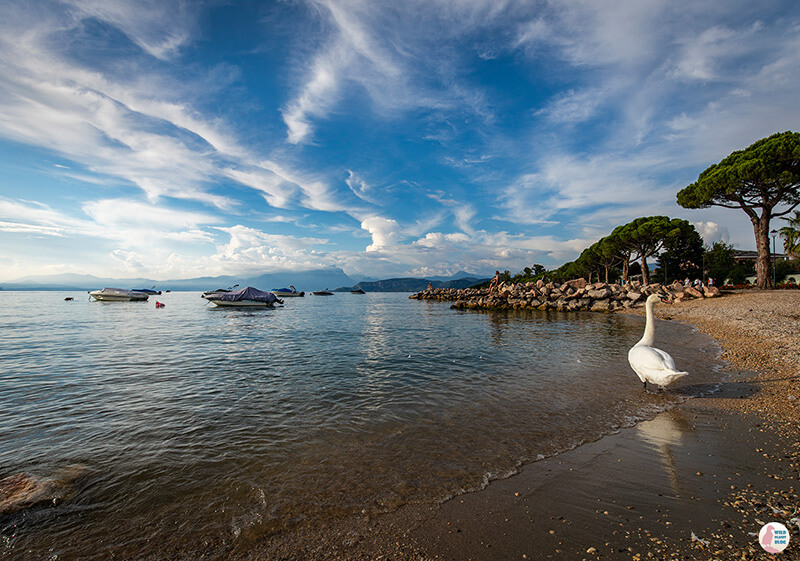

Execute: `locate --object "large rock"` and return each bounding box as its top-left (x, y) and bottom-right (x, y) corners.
top-left (685, 286), bottom-right (704, 298)
top-left (587, 288), bottom-right (612, 299)
top-left (0, 465), bottom-right (87, 516)
top-left (590, 299), bottom-right (612, 312)
top-left (703, 286), bottom-right (721, 297)
top-left (563, 278), bottom-right (588, 290)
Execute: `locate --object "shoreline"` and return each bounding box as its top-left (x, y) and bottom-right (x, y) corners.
top-left (401, 290), bottom-right (799, 560)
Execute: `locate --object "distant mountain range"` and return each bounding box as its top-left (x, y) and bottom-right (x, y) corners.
top-left (0, 269), bottom-right (488, 293)
top-left (335, 273), bottom-right (488, 292)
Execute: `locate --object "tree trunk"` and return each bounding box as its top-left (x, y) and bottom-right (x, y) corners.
top-left (622, 260), bottom-right (629, 283)
top-left (640, 254), bottom-right (650, 285)
top-left (752, 213), bottom-right (773, 289)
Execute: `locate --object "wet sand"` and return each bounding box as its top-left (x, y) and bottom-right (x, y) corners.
top-left (404, 290), bottom-right (800, 560)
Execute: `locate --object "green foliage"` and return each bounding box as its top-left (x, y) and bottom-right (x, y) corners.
top-left (677, 131), bottom-right (800, 211)
top-left (780, 210), bottom-right (800, 258)
top-left (611, 216), bottom-right (695, 284)
top-left (703, 242), bottom-right (736, 284)
top-left (776, 258), bottom-right (799, 282)
top-left (654, 220), bottom-right (704, 283)
top-left (677, 131), bottom-right (800, 288)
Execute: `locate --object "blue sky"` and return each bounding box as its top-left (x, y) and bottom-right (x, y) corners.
top-left (1, 0), bottom-right (799, 281)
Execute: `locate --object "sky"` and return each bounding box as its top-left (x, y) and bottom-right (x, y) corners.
top-left (1, 0), bottom-right (799, 282)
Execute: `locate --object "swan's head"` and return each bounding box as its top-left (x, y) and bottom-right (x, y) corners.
top-left (646, 293), bottom-right (673, 305)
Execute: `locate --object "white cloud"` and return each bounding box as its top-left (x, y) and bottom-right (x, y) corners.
top-left (83, 199), bottom-right (220, 232)
top-left (693, 221), bottom-right (730, 245)
top-left (360, 215), bottom-right (403, 251)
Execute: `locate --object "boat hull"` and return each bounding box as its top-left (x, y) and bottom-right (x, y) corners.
top-left (89, 288), bottom-right (149, 302)
top-left (209, 300), bottom-right (275, 307)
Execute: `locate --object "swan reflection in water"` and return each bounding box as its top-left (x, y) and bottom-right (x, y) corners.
top-left (635, 409), bottom-right (694, 494)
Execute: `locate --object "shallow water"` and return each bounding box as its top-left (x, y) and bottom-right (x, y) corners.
top-left (0, 291), bottom-right (725, 559)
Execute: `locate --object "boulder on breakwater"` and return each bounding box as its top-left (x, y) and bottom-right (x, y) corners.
top-left (409, 278), bottom-right (721, 312)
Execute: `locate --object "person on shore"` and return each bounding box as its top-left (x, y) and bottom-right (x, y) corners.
top-left (684, 277), bottom-right (690, 286)
top-left (427, 282), bottom-right (433, 291)
top-left (708, 277), bottom-right (714, 287)
top-left (489, 271), bottom-right (500, 294)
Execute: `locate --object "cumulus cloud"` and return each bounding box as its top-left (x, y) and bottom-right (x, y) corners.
top-left (693, 221), bottom-right (730, 245)
top-left (360, 215), bottom-right (403, 251)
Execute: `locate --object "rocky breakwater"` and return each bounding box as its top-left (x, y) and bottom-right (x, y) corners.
top-left (409, 278), bottom-right (721, 312)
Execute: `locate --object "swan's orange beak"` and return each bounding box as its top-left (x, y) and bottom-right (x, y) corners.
top-left (660, 296), bottom-right (673, 304)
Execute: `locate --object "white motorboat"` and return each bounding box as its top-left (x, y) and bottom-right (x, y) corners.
top-left (204, 286), bottom-right (282, 307)
top-left (89, 288), bottom-right (149, 302)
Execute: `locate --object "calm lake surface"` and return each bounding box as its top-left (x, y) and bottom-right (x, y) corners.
top-left (0, 291), bottom-right (725, 560)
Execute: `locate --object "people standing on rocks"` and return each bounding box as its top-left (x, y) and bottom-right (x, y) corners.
top-left (489, 271), bottom-right (501, 294)
top-left (708, 277), bottom-right (714, 287)
top-left (684, 277), bottom-right (691, 287)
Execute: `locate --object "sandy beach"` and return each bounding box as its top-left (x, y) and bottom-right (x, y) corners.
top-left (402, 290), bottom-right (800, 560)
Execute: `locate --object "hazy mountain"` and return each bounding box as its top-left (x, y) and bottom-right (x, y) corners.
top-left (2, 268), bottom-right (356, 292)
top-left (334, 274), bottom-right (489, 292)
top-left (424, 271), bottom-right (483, 282)
top-left (1, 269), bottom-right (486, 293)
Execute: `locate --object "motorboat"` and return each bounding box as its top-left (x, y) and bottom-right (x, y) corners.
top-left (201, 284), bottom-right (239, 298)
top-left (89, 288), bottom-right (149, 302)
top-left (272, 285), bottom-right (304, 297)
top-left (312, 289), bottom-right (333, 296)
top-left (350, 288), bottom-right (365, 294)
top-left (204, 286), bottom-right (283, 307)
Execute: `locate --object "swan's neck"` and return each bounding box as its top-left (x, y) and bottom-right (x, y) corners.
top-left (637, 299), bottom-right (656, 347)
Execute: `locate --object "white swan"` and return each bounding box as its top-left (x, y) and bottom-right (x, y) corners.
top-left (628, 293), bottom-right (688, 391)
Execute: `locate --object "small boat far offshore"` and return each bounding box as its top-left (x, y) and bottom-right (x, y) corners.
top-left (131, 286), bottom-right (161, 295)
top-left (350, 288), bottom-right (365, 294)
top-left (88, 288), bottom-right (149, 302)
top-left (312, 289), bottom-right (333, 296)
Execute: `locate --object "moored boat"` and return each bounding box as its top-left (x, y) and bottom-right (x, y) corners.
top-left (350, 288), bottom-right (365, 294)
top-left (312, 289), bottom-right (333, 296)
top-left (204, 287), bottom-right (282, 307)
top-left (89, 288), bottom-right (149, 302)
top-left (201, 284), bottom-right (239, 298)
top-left (271, 285), bottom-right (304, 297)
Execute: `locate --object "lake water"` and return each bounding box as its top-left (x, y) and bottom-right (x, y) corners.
top-left (0, 291), bottom-right (725, 560)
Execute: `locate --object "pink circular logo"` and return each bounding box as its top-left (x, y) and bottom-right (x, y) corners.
top-left (759, 522), bottom-right (790, 554)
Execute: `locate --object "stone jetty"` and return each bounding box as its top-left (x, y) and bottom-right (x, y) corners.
top-left (409, 278), bottom-right (721, 312)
